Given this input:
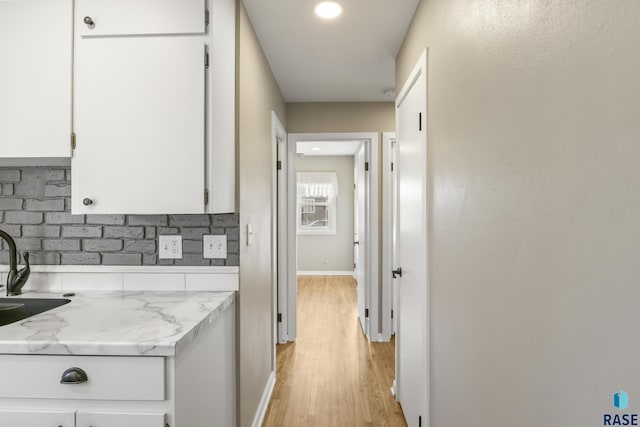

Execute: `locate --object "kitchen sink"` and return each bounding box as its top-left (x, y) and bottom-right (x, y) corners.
top-left (0, 298), bottom-right (71, 326)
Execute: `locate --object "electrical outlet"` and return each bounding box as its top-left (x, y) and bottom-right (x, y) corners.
top-left (159, 235), bottom-right (182, 259)
top-left (203, 235), bottom-right (227, 259)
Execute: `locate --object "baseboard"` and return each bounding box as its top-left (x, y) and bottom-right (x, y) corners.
top-left (251, 370), bottom-right (276, 427)
top-left (297, 270), bottom-right (355, 277)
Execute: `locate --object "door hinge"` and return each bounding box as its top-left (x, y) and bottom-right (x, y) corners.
top-left (365, 308), bottom-right (369, 318)
top-left (205, 8), bottom-right (210, 26)
top-left (365, 162), bottom-right (369, 171)
top-left (354, 262), bottom-right (356, 269)
top-left (204, 188), bottom-right (209, 205)
top-left (277, 313), bottom-right (282, 323)
top-left (205, 51), bottom-right (210, 69)
top-left (391, 309), bottom-right (394, 319)
top-left (419, 415), bottom-right (422, 427)
top-left (419, 112), bottom-right (423, 131)
top-left (277, 160), bottom-right (282, 170)
top-left (71, 132), bottom-right (76, 150)
top-left (391, 162), bottom-right (394, 172)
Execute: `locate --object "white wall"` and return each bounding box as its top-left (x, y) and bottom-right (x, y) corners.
top-left (397, 0), bottom-right (640, 425)
top-left (296, 155), bottom-right (354, 273)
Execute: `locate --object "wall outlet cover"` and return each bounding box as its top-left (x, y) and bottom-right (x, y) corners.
top-left (159, 235), bottom-right (182, 259)
top-left (203, 234), bottom-right (227, 259)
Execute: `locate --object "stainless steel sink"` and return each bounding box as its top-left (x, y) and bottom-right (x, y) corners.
top-left (0, 298), bottom-right (71, 326)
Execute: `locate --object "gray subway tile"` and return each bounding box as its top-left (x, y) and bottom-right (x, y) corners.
top-left (127, 215), bottom-right (168, 226)
top-left (0, 198), bottom-right (24, 210)
top-left (22, 225), bottom-right (61, 238)
top-left (62, 226), bottom-right (102, 238)
top-left (62, 253), bottom-right (101, 265)
top-left (0, 169), bottom-right (20, 182)
top-left (4, 212), bottom-right (43, 224)
top-left (45, 212), bottom-right (85, 224)
top-left (104, 226), bottom-right (144, 239)
top-left (123, 240), bottom-right (156, 253)
top-left (25, 199), bottom-right (65, 212)
top-left (83, 239), bottom-right (123, 252)
top-left (43, 239), bottom-right (81, 251)
top-left (102, 253), bottom-right (142, 265)
top-left (45, 184), bottom-right (71, 197)
top-left (86, 215), bottom-right (126, 225)
top-left (169, 215), bottom-right (211, 227)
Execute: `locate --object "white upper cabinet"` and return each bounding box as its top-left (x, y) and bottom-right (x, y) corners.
top-left (76, 0), bottom-right (205, 37)
top-left (72, 0), bottom-right (208, 214)
top-left (0, 0), bottom-right (72, 158)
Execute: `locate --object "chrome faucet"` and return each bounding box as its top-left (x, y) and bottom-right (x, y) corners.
top-left (0, 229), bottom-right (30, 296)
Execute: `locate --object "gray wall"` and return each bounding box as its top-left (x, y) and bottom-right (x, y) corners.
top-left (237, 3), bottom-right (287, 426)
top-left (397, 0), bottom-right (640, 425)
top-left (296, 156), bottom-right (354, 272)
top-left (0, 167), bottom-right (239, 266)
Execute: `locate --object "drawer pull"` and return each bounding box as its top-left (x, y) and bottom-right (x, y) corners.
top-left (60, 367), bottom-right (88, 384)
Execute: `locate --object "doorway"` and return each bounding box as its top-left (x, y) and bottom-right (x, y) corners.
top-left (277, 132), bottom-right (380, 343)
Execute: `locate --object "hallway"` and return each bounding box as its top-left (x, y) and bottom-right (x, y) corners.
top-left (262, 275), bottom-right (407, 426)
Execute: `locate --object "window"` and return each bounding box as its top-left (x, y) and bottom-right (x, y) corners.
top-left (297, 171), bottom-right (338, 235)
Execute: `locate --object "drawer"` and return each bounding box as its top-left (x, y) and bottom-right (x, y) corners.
top-left (77, 0), bottom-right (206, 37)
top-left (0, 355), bottom-right (164, 401)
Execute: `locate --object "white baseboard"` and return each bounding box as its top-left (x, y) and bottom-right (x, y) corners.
top-left (297, 270), bottom-right (355, 277)
top-left (251, 370), bottom-right (276, 427)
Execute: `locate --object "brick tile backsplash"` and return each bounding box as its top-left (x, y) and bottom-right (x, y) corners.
top-left (0, 167), bottom-right (239, 266)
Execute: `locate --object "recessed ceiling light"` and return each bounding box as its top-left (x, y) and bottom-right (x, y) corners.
top-left (311, 147), bottom-right (321, 151)
top-left (314, 1), bottom-right (342, 19)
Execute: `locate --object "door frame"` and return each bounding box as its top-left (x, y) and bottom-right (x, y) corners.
top-left (272, 111), bottom-right (287, 349)
top-left (280, 132), bottom-right (380, 342)
top-left (381, 132), bottom-right (396, 341)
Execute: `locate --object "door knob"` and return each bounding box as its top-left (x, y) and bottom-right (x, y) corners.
top-left (83, 16), bottom-right (94, 26)
top-left (83, 198), bottom-right (93, 206)
top-left (392, 268), bottom-right (402, 278)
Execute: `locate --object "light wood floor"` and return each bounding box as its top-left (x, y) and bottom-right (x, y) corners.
top-left (262, 275), bottom-right (407, 427)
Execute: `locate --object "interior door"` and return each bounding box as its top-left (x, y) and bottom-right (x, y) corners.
top-left (395, 50), bottom-right (429, 427)
top-left (73, 0), bottom-right (206, 214)
top-left (354, 143), bottom-right (367, 335)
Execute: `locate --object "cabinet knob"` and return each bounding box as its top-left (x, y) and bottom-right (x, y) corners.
top-left (83, 16), bottom-right (94, 26)
top-left (83, 198), bottom-right (93, 206)
top-left (60, 367), bottom-right (88, 384)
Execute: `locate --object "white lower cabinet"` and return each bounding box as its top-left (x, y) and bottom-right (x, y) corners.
top-left (0, 299), bottom-right (235, 427)
top-left (76, 411), bottom-right (165, 427)
top-left (0, 409), bottom-right (75, 426)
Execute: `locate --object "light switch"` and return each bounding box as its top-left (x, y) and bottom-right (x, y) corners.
top-left (159, 235), bottom-right (182, 259)
top-left (203, 235), bottom-right (227, 259)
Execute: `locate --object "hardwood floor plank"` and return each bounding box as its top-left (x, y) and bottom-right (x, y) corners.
top-left (262, 275), bottom-right (407, 427)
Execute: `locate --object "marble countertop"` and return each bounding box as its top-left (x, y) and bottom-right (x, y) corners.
top-left (0, 291), bottom-right (235, 357)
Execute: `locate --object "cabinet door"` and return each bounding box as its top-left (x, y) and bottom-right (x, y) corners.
top-left (0, 409), bottom-right (74, 426)
top-left (73, 35), bottom-right (206, 214)
top-left (0, 0), bottom-right (72, 158)
top-left (76, 411), bottom-right (165, 427)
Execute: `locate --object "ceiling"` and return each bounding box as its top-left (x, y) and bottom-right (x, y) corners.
top-left (242, 0), bottom-right (420, 102)
top-left (297, 140), bottom-right (363, 156)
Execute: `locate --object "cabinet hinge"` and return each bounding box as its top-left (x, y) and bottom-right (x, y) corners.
top-left (277, 313), bottom-right (282, 323)
top-left (364, 162), bottom-right (369, 171)
top-left (277, 160), bottom-right (282, 170)
top-left (204, 188), bottom-right (209, 205)
top-left (365, 308), bottom-right (369, 318)
top-left (205, 8), bottom-right (210, 26)
top-left (419, 112), bottom-right (423, 131)
top-left (205, 51), bottom-right (210, 69)
top-left (71, 132), bottom-right (76, 150)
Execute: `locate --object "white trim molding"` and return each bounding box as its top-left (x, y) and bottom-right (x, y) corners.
top-left (251, 371), bottom-right (276, 427)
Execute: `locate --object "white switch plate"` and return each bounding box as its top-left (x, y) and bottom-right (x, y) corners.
top-left (159, 235), bottom-right (182, 259)
top-left (203, 235), bottom-right (227, 259)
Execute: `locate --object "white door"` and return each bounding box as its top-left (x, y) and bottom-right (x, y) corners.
top-left (395, 50), bottom-right (429, 427)
top-left (73, 0), bottom-right (207, 214)
top-left (390, 137), bottom-right (399, 335)
top-left (354, 143), bottom-right (367, 335)
top-left (0, 409), bottom-right (74, 426)
top-left (76, 411), bottom-right (165, 427)
top-left (0, 0), bottom-right (72, 158)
